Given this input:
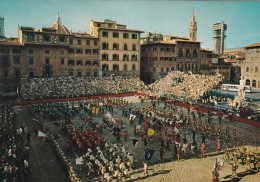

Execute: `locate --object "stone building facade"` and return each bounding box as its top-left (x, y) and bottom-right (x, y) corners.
top-left (141, 35), bottom-right (201, 84)
top-left (89, 19), bottom-right (143, 77)
top-left (242, 43), bottom-right (260, 88)
top-left (140, 41), bottom-right (176, 83)
top-left (0, 15), bottom-right (99, 93)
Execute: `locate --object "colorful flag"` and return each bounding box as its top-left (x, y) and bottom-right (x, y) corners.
top-left (95, 107), bottom-right (99, 114)
top-left (145, 148), bottom-right (155, 160)
top-left (147, 128), bottom-right (155, 136)
top-left (213, 158), bottom-right (224, 171)
top-left (92, 107), bottom-right (96, 114)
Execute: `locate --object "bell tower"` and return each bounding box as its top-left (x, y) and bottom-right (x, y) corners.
top-left (189, 7), bottom-right (197, 41)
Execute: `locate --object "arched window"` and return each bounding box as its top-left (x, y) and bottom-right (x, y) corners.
top-left (161, 66), bottom-right (164, 72)
top-left (153, 67), bottom-right (156, 72)
top-left (252, 80), bottom-right (256, 88)
top-left (113, 43), bottom-right (119, 50)
top-left (147, 66), bottom-right (151, 72)
top-left (186, 49), bottom-right (191, 57)
top-left (178, 48), bottom-right (183, 57)
top-left (132, 64), bottom-right (136, 71)
top-left (246, 79), bottom-right (250, 86)
top-left (171, 67), bottom-right (174, 71)
top-left (124, 64), bottom-right (127, 71)
top-left (166, 67), bottom-right (169, 72)
top-left (193, 49), bottom-right (198, 57)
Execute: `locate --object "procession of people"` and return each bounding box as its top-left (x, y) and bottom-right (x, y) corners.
top-left (3, 71), bottom-right (259, 181)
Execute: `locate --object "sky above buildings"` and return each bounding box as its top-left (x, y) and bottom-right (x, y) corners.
top-left (0, 0), bottom-right (259, 50)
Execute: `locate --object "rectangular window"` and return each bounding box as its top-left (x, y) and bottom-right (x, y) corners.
top-left (85, 60), bottom-right (91, 66)
top-left (15, 70), bottom-right (20, 77)
top-left (4, 70), bottom-right (8, 77)
top-left (102, 43), bottom-right (109, 50)
top-left (43, 35), bottom-right (51, 42)
top-left (85, 49), bottom-right (91, 54)
top-left (86, 40), bottom-right (90, 46)
top-left (46, 50), bottom-right (50, 55)
top-left (113, 54), bottom-right (119, 61)
top-left (76, 49), bottom-right (83, 54)
top-left (93, 61), bottom-right (98, 66)
top-left (69, 39), bottom-right (73, 45)
top-left (27, 33), bottom-right (35, 41)
top-left (13, 57), bottom-right (20, 64)
top-left (123, 33), bottom-right (129, 39)
top-left (77, 40), bottom-right (81, 45)
top-left (68, 49), bottom-right (74, 54)
top-left (123, 54), bottom-right (129, 61)
top-left (60, 50), bottom-right (64, 55)
top-left (132, 34), bottom-right (137, 39)
top-left (29, 58), bottom-right (34, 65)
top-left (86, 72), bottom-right (90, 77)
top-left (46, 59), bottom-right (49, 65)
top-left (102, 54), bottom-right (108, 61)
top-left (102, 31), bottom-right (108, 37)
top-left (12, 49), bottom-right (21, 54)
top-left (93, 49), bottom-right (98, 54)
top-left (68, 60), bottom-right (74, 66)
top-left (69, 72), bottom-right (74, 76)
top-left (59, 36), bottom-right (65, 43)
top-left (131, 55), bottom-right (137, 61)
top-left (153, 48), bottom-right (157, 52)
top-left (61, 59), bottom-right (64, 65)
top-left (94, 40), bottom-right (97, 46)
top-left (76, 60), bottom-right (83, 66)
top-left (29, 49), bottom-right (34, 54)
top-left (1, 48), bottom-right (10, 53)
top-left (77, 72), bottom-right (82, 77)
top-left (113, 32), bottom-right (119, 38)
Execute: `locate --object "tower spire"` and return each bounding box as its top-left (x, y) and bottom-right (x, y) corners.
top-left (56, 12), bottom-right (61, 24)
top-left (189, 7), bottom-right (197, 41)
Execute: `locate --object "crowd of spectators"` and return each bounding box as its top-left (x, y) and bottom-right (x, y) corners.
top-left (0, 104), bottom-right (21, 182)
top-left (20, 76), bottom-right (147, 101)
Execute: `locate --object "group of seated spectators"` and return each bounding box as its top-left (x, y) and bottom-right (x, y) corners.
top-left (148, 71), bottom-right (223, 100)
top-left (20, 76), bottom-right (147, 101)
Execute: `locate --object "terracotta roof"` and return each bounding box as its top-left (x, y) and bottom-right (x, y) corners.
top-left (175, 39), bottom-right (201, 43)
top-left (98, 27), bottom-right (144, 33)
top-left (165, 35), bottom-right (189, 40)
top-left (49, 23), bottom-right (70, 34)
top-left (245, 43), bottom-right (260, 48)
top-left (218, 55), bottom-right (228, 59)
top-left (24, 42), bottom-right (69, 47)
top-left (237, 56), bottom-right (245, 59)
top-left (236, 51), bottom-right (245, 56)
top-left (200, 48), bottom-right (212, 52)
top-left (226, 59), bottom-right (237, 63)
top-left (151, 41), bottom-right (176, 45)
top-left (0, 41), bottom-right (22, 46)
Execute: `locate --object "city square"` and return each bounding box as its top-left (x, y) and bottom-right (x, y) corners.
top-left (0, 1), bottom-right (260, 182)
